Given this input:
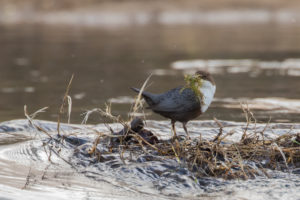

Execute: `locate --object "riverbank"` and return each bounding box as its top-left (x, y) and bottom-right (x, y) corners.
top-left (1, 0), bottom-right (300, 26)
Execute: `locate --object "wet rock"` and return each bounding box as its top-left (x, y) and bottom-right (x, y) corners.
top-left (113, 117), bottom-right (159, 145)
top-left (63, 135), bottom-right (88, 146)
top-left (0, 125), bottom-right (19, 132)
top-left (296, 133), bottom-right (300, 144)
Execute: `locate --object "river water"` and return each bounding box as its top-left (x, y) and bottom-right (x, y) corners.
top-left (0, 119), bottom-right (300, 200)
top-left (1, 23), bottom-right (300, 123)
top-left (1, 20), bottom-right (300, 200)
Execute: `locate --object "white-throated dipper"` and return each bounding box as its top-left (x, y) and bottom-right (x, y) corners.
top-left (131, 71), bottom-right (216, 139)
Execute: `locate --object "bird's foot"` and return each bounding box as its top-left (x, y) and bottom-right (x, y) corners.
top-left (171, 135), bottom-right (179, 142)
top-left (171, 135), bottom-right (186, 142)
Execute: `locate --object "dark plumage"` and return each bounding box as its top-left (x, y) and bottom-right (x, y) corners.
top-left (131, 71), bottom-right (215, 138)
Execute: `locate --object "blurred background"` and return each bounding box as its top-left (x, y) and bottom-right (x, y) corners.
top-left (1, 0), bottom-right (300, 124)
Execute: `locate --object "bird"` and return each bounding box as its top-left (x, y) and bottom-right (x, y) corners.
top-left (131, 70), bottom-right (216, 139)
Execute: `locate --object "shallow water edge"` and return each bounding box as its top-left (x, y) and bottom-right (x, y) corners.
top-left (0, 119), bottom-right (299, 200)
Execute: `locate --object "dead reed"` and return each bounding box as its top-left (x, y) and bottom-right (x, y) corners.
top-left (24, 75), bottom-right (300, 181)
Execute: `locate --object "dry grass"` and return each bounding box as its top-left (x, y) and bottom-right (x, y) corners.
top-left (24, 75), bottom-right (300, 181)
top-left (157, 132), bottom-right (300, 179)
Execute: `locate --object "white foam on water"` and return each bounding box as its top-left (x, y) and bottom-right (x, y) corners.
top-left (152, 69), bottom-right (177, 76)
top-left (24, 87), bottom-right (35, 93)
top-left (158, 10), bottom-right (272, 25)
top-left (1, 9), bottom-right (300, 27)
top-left (108, 96), bottom-right (135, 104)
top-left (73, 92), bottom-right (86, 100)
top-left (172, 59), bottom-right (257, 70)
top-left (216, 97), bottom-right (300, 113)
top-left (171, 58), bottom-right (300, 75)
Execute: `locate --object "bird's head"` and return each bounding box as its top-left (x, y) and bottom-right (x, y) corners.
top-left (182, 70), bottom-right (215, 103)
top-left (195, 71), bottom-right (215, 85)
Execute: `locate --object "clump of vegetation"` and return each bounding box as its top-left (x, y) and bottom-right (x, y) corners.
top-left (24, 75), bottom-right (300, 182)
top-left (155, 122), bottom-right (300, 179)
top-left (180, 74), bottom-right (204, 102)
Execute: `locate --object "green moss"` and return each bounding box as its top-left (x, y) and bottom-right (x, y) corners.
top-left (180, 74), bottom-right (204, 102)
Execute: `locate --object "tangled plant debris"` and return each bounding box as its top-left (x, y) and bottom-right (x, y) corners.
top-left (24, 75), bottom-right (300, 183)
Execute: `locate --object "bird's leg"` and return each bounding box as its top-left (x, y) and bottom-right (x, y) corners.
top-left (171, 120), bottom-right (177, 138)
top-left (182, 122), bottom-right (190, 140)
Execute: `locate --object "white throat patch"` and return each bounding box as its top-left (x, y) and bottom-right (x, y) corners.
top-left (199, 80), bottom-right (216, 113)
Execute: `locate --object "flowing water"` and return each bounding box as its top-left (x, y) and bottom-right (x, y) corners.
top-left (0, 119), bottom-right (300, 200)
top-left (1, 23), bottom-right (300, 123)
top-left (1, 17), bottom-right (300, 200)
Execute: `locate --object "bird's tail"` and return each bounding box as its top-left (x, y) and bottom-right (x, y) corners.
top-left (131, 87), bottom-right (141, 94)
top-left (130, 87), bottom-right (156, 107)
